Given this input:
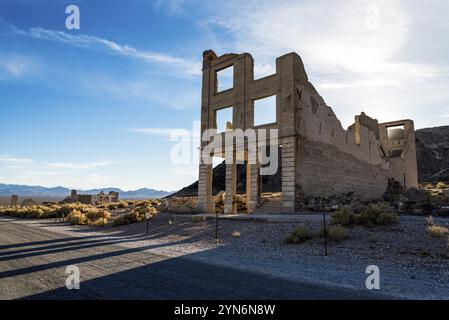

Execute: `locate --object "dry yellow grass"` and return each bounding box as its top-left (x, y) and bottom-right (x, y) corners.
top-left (232, 231), bottom-right (241, 238)
top-left (427, 224), bottom-right (449, 237)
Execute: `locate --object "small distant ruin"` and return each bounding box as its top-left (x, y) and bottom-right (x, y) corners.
top-left (197, 50), bottom-right (418, 214)
top-left (10, 195), bottom-right (18, 206)
top-left (62, 189), bottom-right (119, 205)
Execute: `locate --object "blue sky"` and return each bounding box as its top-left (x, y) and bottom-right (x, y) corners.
top-left (0, 0), bottom-right (448, 191)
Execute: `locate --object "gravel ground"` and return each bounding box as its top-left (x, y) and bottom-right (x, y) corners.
top-left (3, 213), bottom-right (449, 299)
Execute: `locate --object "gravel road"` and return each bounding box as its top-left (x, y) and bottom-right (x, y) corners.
top-left (1, 213), bottom-right (448, 299)
top-left (0, 218), bottom-right (386, 300)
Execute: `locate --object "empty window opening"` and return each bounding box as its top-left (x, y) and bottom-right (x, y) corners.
top-left (253, 63), bottom-right (275, 81)
top-left (215, 106), bottom-right (233, 132)
top-left (216, 66), bottom-right (233, 92)
top-left (388, 149), bottom-right (402, 158)
top-left (254, 95), bottom-right (276, 126)
top-left (387, 125), bottom-right (405, 140)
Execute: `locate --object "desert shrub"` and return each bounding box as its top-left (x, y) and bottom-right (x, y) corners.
top-left (436, 182), bottom-right (447, 190)
top-left (429, 193), bottom-right (445, 209)
top-left (375, 212), bottom-right (399, 225)
top-left (0, 205), bottom-right (61, 219)
top-left (68, 210), bottom-right (88, 225)
top-left (112, 212), bottom-right (143, 227)
top-left (85, 208), bottom-right (100, 221)
top-left (422, 183), bottom-right (434, 190)
top-left (84, 208), bottom-right (110, 223)
top-left (118, 201), bottom-right (129, 209)
top-left (328, 203), bottom-right (398, 228)
top-left (427, 224), bottom-right (449, 237)
top-left (285, 225), bottom-right (310, 244)
top-left (331, 208), bottom-right (356, 227)
top-left (232, 231), bottom-right (241, 238)
top-left (132, 205), bottom-right (157, 219)
top-left (26, 203), bottom-right (94, 224)
top-left (98, 210), bottom-right (111, 219)
top-left (356, 203), bottom-right (399, 227)
top-left (327, 224), bottom-right (347, 242)
top-left (107, 203), bottom-right (118, 210)
top-left (107, 201), bottom-right (128, 210)
top-left (192, 215), bottom-right (207, 223)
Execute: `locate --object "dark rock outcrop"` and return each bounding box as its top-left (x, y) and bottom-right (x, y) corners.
top-left (171, 162), bottom-right (282, 197)
top-left (416, 125), bottom-right (449, 183)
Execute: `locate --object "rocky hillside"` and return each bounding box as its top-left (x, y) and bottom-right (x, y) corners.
top-left (171, 125), bottom-right (449, 197)
top-left (416, 125), bottom-right (449, 183)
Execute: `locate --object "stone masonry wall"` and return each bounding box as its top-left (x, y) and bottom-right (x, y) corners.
top-left (293, 72), bottom-right (390, 200)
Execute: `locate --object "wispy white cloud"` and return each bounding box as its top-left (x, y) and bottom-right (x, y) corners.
top-left (0, 153), bottom-right (115, 174)
top-left (0, 154), bottom-right (34, 164)
top-left (5, 21), bottom-right (201, 76)
top-left (0, 19), bottom-right (201, 108)
top-left (206, 0), bottom-right (444, 84)
top-left (129, 128), bottom-right (181, 137)
top-left (49, 161), bottom-right (114, 170)
top-left (153, 0), bottom-right (189, 16)
top-left (184, 0), bottom-right (449, 128)
top-left (26, 170), bottom-right (61, 176)
top-left (0, 54), bottom-right (39, 79)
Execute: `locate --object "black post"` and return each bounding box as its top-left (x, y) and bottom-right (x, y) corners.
top-left (146, 218), bottom-right (149, 235)
top-left (323, 212), bottom-right (328, 256)
top-left (215, 211), bottom-right (218, 244)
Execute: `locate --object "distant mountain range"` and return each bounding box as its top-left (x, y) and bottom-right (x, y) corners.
top-left (0, 184), bottom-right (174, 199)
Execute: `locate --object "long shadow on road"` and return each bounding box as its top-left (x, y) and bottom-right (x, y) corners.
top-left (22, 250), bottom-right (388, 300)
top-left (0, 234), bottom-right (148, 260)
top-left (0, 239), bottom-right (184, 280)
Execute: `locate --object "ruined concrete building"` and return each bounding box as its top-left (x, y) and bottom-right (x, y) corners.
top-left (62, 189), bottom-right (119, 205)
top-left (197, 50), bottom-right (418, 214)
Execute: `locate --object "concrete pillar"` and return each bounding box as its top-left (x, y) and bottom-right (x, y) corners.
top-left (197, 163), bottom-right (214, 213)
top-left (224, 163), bottom-right (237, 214)
top-left (246, 161), bottom-right (259, 213)
top-left (224, 144), bottom-right (237, 213)
top-left (281, 136), bottom-right (296, 213)
top-left (276, 53), bottom-right (303, 214)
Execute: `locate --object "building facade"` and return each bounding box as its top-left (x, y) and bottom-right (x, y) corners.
top-left (197, 50), bottom-right (418, 214)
